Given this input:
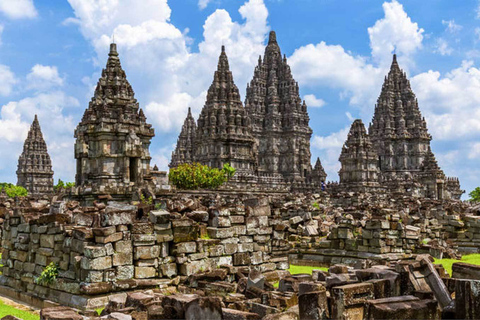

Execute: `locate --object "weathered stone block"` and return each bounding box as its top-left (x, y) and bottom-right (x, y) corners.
top-left (80, 256), bottom-right (112, 270)
top-left (134, 246), bottom-right (160, 260)
top-left (134, 266), bottom-right (156, 279)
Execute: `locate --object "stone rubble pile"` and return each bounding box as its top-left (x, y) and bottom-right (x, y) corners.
top-left (35, 256), bottom-right (480, 320)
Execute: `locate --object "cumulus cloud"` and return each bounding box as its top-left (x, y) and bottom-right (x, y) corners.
top-left (411, 60), bottom-right (480, 140)
top-left (304, 94), bottom-right (325, 108)
top-left (0, 64), bottom-right (17, 96)
top-left (26, 65), bottom-right (64, 91)
top-left (0, 0), bottom-right (37, 19)
top-left (368, 0), bottom-right (424, 69)
top-left (289, 42), bottom-right (384, 110)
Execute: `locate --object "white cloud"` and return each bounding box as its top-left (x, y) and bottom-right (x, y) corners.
top-left (345, 112), bottom-right (355, 122)
top-left (26, 65), bottom-right (64, 91)
top-left (442, 19), bottom-right (462, 34)
top-left (0, 103), bottom-right (29, 142)
top-left (0, 64), bottom-right (17, 96)
top-left (368, 0), bottom-right (424, 69)
top-left (289, 42), bottom-right (384, 109)
top-left (198, 0), bottom-right (212, 10)
top-left (0, 0), bottom-right (37, 19)
top-left (411, 60), bottom-right (480, 140)
top-left (304, 94), bottom-right (325, 108)
top-left (434, 38), bottom-right (452, 56)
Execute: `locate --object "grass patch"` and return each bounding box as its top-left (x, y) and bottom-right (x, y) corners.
top-left (289, 265), bottom-right (328, 275)
top-left (0, 300), bottom-right (38, 320)
top-left (434, 254), bottom-right (480, 276)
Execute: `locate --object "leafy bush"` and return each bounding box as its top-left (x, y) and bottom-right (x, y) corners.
top-left (54, 179), bottom-right (75, 192)
top-left (35, 262), bottom-right (58, 285)
top-left (469, 187), bottom-right (480, 202)
top-left (169, 163), bottom-right (236, 190)
top-left (0, 183), bottom-right (28, 198)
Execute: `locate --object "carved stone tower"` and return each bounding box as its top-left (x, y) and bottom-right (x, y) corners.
top-left (339, 119), bottom-right (380, 189)
top-left (245, 31), bottom-right (313, 183)
top-left (310, 157), bottom-right (327, 184)
top-left (369, 54), bottom-right (431, 179)
top-left (74, 43), bottom-right (155, 195)
top-left (194, 46), bottom-right (257, 178)
top-left (170, 107), bottom-right (196, 168)
top-left (16, 115), bottom-right (54, 195)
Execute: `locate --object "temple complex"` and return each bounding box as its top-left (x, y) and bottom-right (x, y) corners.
top-left (172, 31), bottom-right (321, 189)
top-left (74, 43), bottom-right (155, 198)
top-left (245, 31), bottom-right (313, 184)
top-left (334, 55), bottom-right (464, 199)
top-left (16, 115), bottom-right (54, 195)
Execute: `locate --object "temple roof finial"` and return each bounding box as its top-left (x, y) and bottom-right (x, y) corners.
top-left (268, 31), bottom-right (277, 44)
top-left (109, 42), bottom-right (118, 57)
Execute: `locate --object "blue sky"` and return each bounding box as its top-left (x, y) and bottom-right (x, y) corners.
top-left (0, 0), bottom-right (480, 198)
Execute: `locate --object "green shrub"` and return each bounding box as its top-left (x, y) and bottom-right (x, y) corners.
top-left (35, 262), bottom-right (58, 285)
top-left (169, 163), bottom-right (236, 190)
top-left (469, 187), bottom-right (480, 202)
top-left (0, 183), bottom-right (28, 198)
top-left (54, 179), bottom-right (75, 191)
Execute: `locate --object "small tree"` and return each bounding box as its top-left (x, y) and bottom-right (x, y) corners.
top-left (469, 187), bottom-right (480, 202)
top-left (54, 179), bottom-right (75, 192)
top-left (0, 183), bottom-right (27, 198)
top-left (169, 163), bottom-right (236, 190)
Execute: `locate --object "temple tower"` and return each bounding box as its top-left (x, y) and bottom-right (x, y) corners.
top-left (245, 31), bottom-right (313, 183)
top-left (170, 107), bottom-right (196, 168)
top-left (369, 54), bottom-right (431, 179)
top-left (74, 43), bottom-right (155, 195)
top-left (310, 157), bottom-right (327, 185)
top-left (16, 115), bottom-right (54, 195)
top-left (339, 119), bottom-right (380, 189)
top-left (194, 46), bottom-right (257, 178)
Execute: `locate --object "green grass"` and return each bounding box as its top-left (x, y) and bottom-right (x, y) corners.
top-left (288, 264), bottom-right (328, 275)
top-left (272, 265), bottom-right (329, 288)
top-left (0, 300), bottom-right (38, 320)
top-left (434, 254), bottom-right (480, 276)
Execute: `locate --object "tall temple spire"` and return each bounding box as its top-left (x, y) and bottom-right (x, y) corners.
top-left (311, 157), bottom-right (327, 184)
top-left (170, 107), bottom-right (197, 168)
top-left (74, 43), bottom-right (154, 195)
top-left (17, 115), bottom-right (54, 195)
top-left (194, 46), bottom-right (257, 176)
top-left (245, 30), bottom-right (313, 183)
top-left (369, 54), bottom-right (431, 175)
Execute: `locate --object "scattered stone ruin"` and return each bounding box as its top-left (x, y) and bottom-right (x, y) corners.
top-left (0, 192), bottom-right (479, 319)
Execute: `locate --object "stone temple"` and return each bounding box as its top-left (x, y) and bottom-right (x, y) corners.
top-left (16, 115), bottom-right (54, 195)
top-left (74, 43), bottom-right (155, 198)
top-left (337, 55), bottom-right (464, 200)
top-left (171, 31), bottom-right (322, 189)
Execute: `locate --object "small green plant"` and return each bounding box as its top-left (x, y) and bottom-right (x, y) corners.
top-left (95, 308), bottom-right (104, 316)
top-left (200, 233), bottom-right (211, 240)
top-left (35, 262), bottom-right (58, 285)
top-left (140, 194), bottom-right (153, 205)
top-left (168, 162), bottom-right (236, 190)
top-left (0, 183), bottom-right (28, 198)
top-left (469, 187), bottom-right (480, 202)
top-left (312, 202), bottom-right (320, 210)
top-left (54, 179), bottom-right (75, 192)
